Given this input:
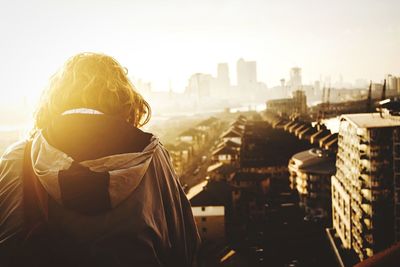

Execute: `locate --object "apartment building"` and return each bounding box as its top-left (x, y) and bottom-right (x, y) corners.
top-left (332, 113), bottom-right (400, 261)
top-left (288, 148), bottom-right (336, 219)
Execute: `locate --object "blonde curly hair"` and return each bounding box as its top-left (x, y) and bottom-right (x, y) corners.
top-left (34, 52), bottom-right (151, 130)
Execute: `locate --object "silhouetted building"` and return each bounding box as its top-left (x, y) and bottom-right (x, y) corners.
top-left (240, 121), bottom-right (312, 174)
top-left (266, 90), bottom-right (307, 116)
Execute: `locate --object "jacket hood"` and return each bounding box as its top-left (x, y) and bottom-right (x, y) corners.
top-left (30, 131), bottom-right (159, 212)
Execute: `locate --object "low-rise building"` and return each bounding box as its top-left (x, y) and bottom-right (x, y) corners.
top-left (164, 142), bottom-right (194, 176)
top-left (211, 145), bottom-right (238, 164)
top-left (178, 128), bottom-right (206, 152)
top-left (266, 90), bottom-right (307, 116)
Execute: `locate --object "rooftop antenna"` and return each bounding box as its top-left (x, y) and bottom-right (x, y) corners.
top-left (367, 80), bottom-right (372, 112)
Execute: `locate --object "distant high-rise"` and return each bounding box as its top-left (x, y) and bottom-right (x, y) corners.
top-left (216, 63), bottom-right (230, 97)
top-left (371, 83), bottom-right (383, 99)
top-left (185, 73), bottom-right (213, 100)
top-left (217, 63), bottom-right (230, 88)
top-left (290, 67), bottom-right (302, 93)
top-left (398, 78), bottom-right (400, 94)
top-left (237, 58), bottom-right (257, 91)
top-left (387, 74), bottom-right (399, 92)
top-left (332, 113), bottom-right (400, 261)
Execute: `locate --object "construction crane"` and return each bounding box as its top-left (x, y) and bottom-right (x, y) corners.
top-left (381, 79), bottom-right (387, 101)
top-left (326, 87), bottom-right (331, 111)
top-left (318, 86), bottom-right (326, 121)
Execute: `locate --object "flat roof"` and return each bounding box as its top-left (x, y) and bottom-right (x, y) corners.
top-left (192, 206), bottom-right (225, 216)
top-left (290, 148), bottom-right (336, 175)
top-left (187, 180), bottom-right (208, 200)
top-left (342, 113), bottom-right (400, 129)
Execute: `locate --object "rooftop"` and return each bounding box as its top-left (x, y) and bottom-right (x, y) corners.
top-left (231, 172), bottom-right (267, 182)
top-left (290, 148), bottom-right (336, 175)
top-left (217, 139), bottom-right (241, 148)
top-left (342, 113), bottom-right (400, 129)
top-left (221, 128), bottom-right (242, 138)
top-left (212, 145), bottom-right (237, 156)
top-left (241, 122), bottom-right (312, 168)
top-left (190, 181), bottom-right (233, 206)
top-left (192, 206), bottom-right (225, 217)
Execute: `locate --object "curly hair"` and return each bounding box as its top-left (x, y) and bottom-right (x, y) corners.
top-left (34, 52), bottom-right (151, 131)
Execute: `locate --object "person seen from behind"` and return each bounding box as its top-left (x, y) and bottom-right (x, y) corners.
top-left (0, 52), bottom-right (200, 266)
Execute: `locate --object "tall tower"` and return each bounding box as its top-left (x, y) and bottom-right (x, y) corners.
top-left (217, 63), bottom-right (230, 87)
top-left (280, 78), bottom-right (285, 88)
top-left (280, 78), bottom-right (287, 97)
top-left (217, 63), bottom-right (230, 97)
top-left (237, 58), bottom-right (257, 91)
top-left (290, 67), bottom-right (302, 93)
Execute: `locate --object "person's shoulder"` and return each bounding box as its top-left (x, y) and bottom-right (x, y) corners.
top-left (134, 127), bottom-right (154, 143)
top-left (1, 139), bottom-right (28, 161)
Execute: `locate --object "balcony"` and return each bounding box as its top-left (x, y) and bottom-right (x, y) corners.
top-left (361, 203), bottom-right (372, 217)
top-left (361, 179), bottom-right (371, 189)
top-left (359, 139), bottom-right (370, 145)
top-left (352, 216), bottom-right (363, 233)
top-left (352, 228), bottom-right (364, 247)
top-left (362, 218), bottom-right (372, 233)
top-left (352, 203), bottom-right (363, 216)
top-left (363, 233), bottom-right (373, 245)
top-left (360, 167), bottom-right (369, 175)
top-left (361, 195), bottom-right (371, 205)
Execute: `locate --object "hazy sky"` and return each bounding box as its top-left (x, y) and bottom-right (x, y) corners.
top-left (0, 0), bottom-right (399, 104)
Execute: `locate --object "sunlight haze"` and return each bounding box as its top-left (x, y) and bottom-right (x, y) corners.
top-left (0, 0), bottom-right (399, 105)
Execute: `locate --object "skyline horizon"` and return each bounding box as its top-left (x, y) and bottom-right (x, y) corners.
top-left (0, 56), bottom-right (395, 106)
top-left (1, 0), bottom-right (399, 105)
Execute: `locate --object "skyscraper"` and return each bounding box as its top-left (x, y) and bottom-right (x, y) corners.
top-left (237, 58), bottom-right (257, 91)
top-left (216, 63), bottom-right (230, 97)
top-left (290, 67), bottom-right (302, 93)
top-left (217, 63), bottom-right (230, 88)
top-left (185, 73), bottom-right (213, 101)
top-left (387, 74), bottom-right (398, 92)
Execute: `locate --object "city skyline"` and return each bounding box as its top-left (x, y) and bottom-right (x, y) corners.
top-left (1, 0), bottom-right (399, 105)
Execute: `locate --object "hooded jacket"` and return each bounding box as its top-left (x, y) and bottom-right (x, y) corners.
top-left (0, 113), bottom-right (200, 266)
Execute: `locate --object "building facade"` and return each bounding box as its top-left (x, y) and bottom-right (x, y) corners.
top-left (266, 90), bottom-right (307, 116)
top-left (332, 113), bottom-right (400, 261)
top-left (289, 148), bottom-right (336, 219)
top-left (237, 58), bottom-right (257, 92)
top-left (289, 67), bottom-right (302, 93)
top-left (192, 206), bottom-right (225, 243)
